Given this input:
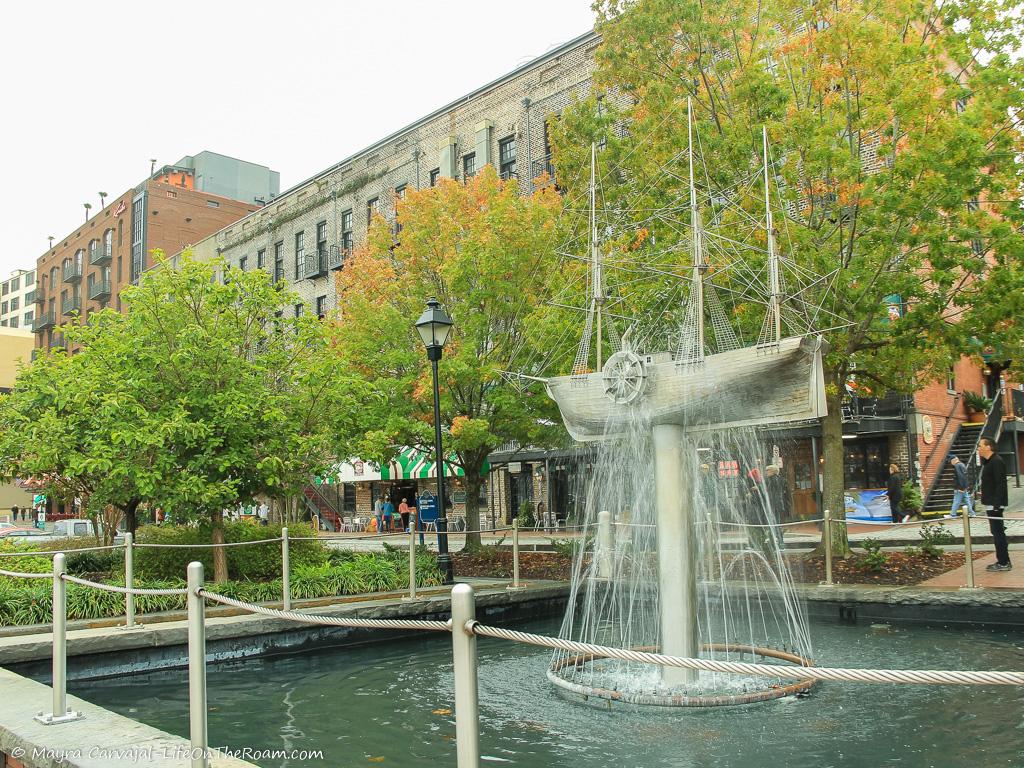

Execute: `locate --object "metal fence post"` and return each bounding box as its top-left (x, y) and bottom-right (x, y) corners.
top-left (35, 553), bottom-right (82, 725)
top-left (187, 561), bottom-right (209, 768)
top-left (451, 583), bottom-right (480, 768)
top-left (124, 532), bottom-right (135, 628)
top-left (961, 506), bottom-right (978, 590)
top-left (281, 527), bottom-right (291, 611)
top-left (507, 517), bottom-right (525, 591)
top-left (405, 511), bottom-right (418, 601)
top-left (822, 509), bottom-right (833, 586)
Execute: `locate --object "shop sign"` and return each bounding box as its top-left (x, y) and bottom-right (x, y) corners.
top-left (508, 462), bottom-right (522, 474)
top-left (921, 415), bottom-right (934, 444)
top-left (115, 200), bottom-right (127, 216)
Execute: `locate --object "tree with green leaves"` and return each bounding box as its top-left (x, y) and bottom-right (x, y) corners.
top-left (0, 256), bottom-right (364, 581)
top-left (335, 166), bottom-right (565, 546)
top-left (550, 0), bottom-right (1024, 554)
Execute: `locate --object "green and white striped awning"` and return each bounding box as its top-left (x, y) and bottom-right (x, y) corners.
top-left (381, 446), bottom-right (465, 480)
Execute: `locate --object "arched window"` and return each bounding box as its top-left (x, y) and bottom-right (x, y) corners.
top-left (103, 229), bottom-right (113, 253)
top-left (74, 249), bottom-right (84, 269)
top-left (88, 240), bottom-right (98, 262)
top-left (50, 267), bottom-right (58, 286)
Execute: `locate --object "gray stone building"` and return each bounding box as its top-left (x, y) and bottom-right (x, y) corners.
top-left (187, 30), bottom-right (598, 319)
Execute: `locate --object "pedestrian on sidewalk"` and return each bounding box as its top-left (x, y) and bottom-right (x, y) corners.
top-left (978, 437), bottom-right (1011, 571)
top-left (886, 463), bottom-right (906, 523)
top-left (373, 496), bottom-right (384, 534)
top-left (398, 498), bottom-right (412, 532)
top-left (382, 498), bottom-right (395, 533)
top-left (948, 456), bottom-right (975, 518)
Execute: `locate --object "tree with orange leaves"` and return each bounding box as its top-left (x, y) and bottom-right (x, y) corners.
top-left (334, 166), bottom-right (564, 546)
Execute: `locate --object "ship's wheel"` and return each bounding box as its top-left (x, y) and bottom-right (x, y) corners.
top-left (602, 350), bottom-right (648, 404)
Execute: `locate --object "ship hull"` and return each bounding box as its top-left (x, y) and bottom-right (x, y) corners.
top-left (546, 336), bottom-right (828, 442)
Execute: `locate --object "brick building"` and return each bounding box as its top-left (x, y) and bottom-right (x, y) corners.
top-left (32, 152), bottom-right (278, 352)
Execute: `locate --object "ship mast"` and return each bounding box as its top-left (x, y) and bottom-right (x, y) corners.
top-left (688, 98), bottom-right (705, 364)
top-left (590, 142), bottom-right (604, 371)
top-left (764, 126), bottom-right (781, 346)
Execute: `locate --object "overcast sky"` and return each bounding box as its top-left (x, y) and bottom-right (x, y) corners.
top-left (1, 1), bottom-right (595, 278)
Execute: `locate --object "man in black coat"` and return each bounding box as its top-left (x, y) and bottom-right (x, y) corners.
top-left (978, 437), bottom-right (1011, 571)
top-left (887, 463), bottom-right (905, 523)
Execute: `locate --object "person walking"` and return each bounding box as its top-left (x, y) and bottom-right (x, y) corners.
top-left (373, 496), bottom-right (384, 534)
top-left (382, 498), bottom-right (396, 533)
top-left (886, 463), bottom-right (906, 523)
top-left (978, 437), bottom-right (1011, 571)
top-left (10, 505), bottom-right (18, 523)
top-left (947, 456), bottom-right (975, 518)
top-left (398, 498), bottom-right (412, 532)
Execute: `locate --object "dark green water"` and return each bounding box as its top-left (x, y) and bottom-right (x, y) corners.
top-left (74, 617), bottom-right (1024, 768)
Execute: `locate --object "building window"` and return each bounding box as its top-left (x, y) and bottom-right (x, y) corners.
top-left (316, 221), bottom-right (328, 257)
top-left (366, 197), bottom-right (379, 225)
top-left (947, 366), bottom-right (956, 393)
top-left (8, 317), bottom-right (16, 329)
top-left (117, 218), bottom-right (123, 246)
top-left (395, 184), bottom-right (407, 200)
top-left (24, 290), bottom-right (34, 304)
top-left (206, 200), bottom-right (220, 208)
top-left (1, 302), bottom-right (7, 314)
top-left (956, 97), bottom-right (968, 113)
top-left (499, 136), bottom-right (516, 179)
top-left (294, 303), bottom-right (303, 318)
top-left (25, 271), bottom-right (34, 287)
top-left (23, 311), bottom-right (32, 324)
top-left (103, 229), bottom-right (112, 255)
top-left (429, 168), bottom-right (440, 187)
top-left (274, 241), bottom-right (284, 283)
top-left (316, 295), bottom-right (327, 318)
top-left (9, 277), bottom-right (19, 292)
top-left (239, 256), bottom-right (247, 272)
top-left (463, 153), bottom-right (476, 180)
top-left (257, 248), bottom-right (266, 270)
top-left (294, 231), bottom-right (305, 280)
top-left (971, 239), bottom-right (985, 256)
top-left (9, 297), bottom-right (18, 312)
top-left (394, 185), bottom-right (407, 235)
top-left (1, 284), bottom-right (8, 296)
top-left (341, 210), bottom-right (353, 250)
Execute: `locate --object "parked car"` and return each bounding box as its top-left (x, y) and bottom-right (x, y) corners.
top-left (0, 527), bottom-right (56, 543)
top-left (50, 518), bottom-right (124, 543)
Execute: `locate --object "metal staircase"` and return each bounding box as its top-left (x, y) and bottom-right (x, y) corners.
top-left (923, 423), bottom-right (982, 514)
top-left (302, 484), bottom-right (343, 532)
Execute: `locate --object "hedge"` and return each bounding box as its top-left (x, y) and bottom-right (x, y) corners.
top-left (0, 550), bottom-right (444, 627)
top-left (134, 521), bottom-right (327, 581)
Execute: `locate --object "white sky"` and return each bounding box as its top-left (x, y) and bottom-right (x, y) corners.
top-left (0, 0), bottom-right (596, 277)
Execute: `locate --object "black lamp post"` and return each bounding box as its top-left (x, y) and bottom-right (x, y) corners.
top-left (415, 297), bottom-right (455, 584)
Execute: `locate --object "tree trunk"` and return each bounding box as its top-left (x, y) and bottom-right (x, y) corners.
top-left (211, 508), bottom-right (229, 584)
top-left (463, 472), bottom-right (482, 549)
top-left (124, 498), bottom-right (140, 537)
top-left (821, 376), bottom-right (852, 557)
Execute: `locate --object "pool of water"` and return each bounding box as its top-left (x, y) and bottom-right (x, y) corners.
top-left (74, 616), bottom-right (1024, 768)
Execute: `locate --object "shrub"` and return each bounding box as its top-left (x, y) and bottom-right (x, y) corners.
top-left (0, 540), bottom-right (52, 578)
top-left (859, 537), bottom-right (888, 572)
top-left (900, 481), bottom-right (923, 516)
top-left (918, 523), bottom-right (955, 559)
top-left (516, 501), bottom-right (535, 529)
top-left (134, 521), bottom-right (327, 581)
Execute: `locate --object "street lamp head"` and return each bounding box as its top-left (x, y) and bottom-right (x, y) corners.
top-left (415, 297), bottom-right (454, 356)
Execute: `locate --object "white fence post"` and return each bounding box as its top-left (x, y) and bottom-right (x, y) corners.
top-left (507, 518), bottom-right (525, 591)
top-left (451, 584), bottom-right (480, 768)
top-left (124, 532), bottom-right (135, 628)
top-left (961, 506), bottom-right (978, 590)
top-left (35, 553), bottom-right (82, 725)
top-left (281, 527), bottom-right (291, 611)
top-left (406, 511), bottom-right (418, 601)
top-left (187, 561), bottom-right (209, 768)
top-left (597, 510), bottom-right (612, 579)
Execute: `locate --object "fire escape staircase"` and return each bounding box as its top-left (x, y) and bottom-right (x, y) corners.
top-left (302, 484), bottom-right (343, 532)
top-left (923, 388), bottom-right (1005, 515)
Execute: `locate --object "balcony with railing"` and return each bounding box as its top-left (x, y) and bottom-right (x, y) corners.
top-left (62, 261), bottom-right (83, 284)
top-left (88, 279), bottom-right (112, 301)
top-left (303, 248), bottom-right (328, 280)
top-left (841, 391), bottom-right (910, 434)
top-left (89, 243), bottom-right (112, 266)
top-left (61, 295), bottom-right (81, 316)
top-left (32, 311), bottom-right (55, 333)
top-left (328, 244), bottom-right (348, 271)
top-left (34, 291), bottom-right (45, 306)
top-left (531, 154), bottom-right (555, 182)
top-left (51, 333), bottom-right (67, 351)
